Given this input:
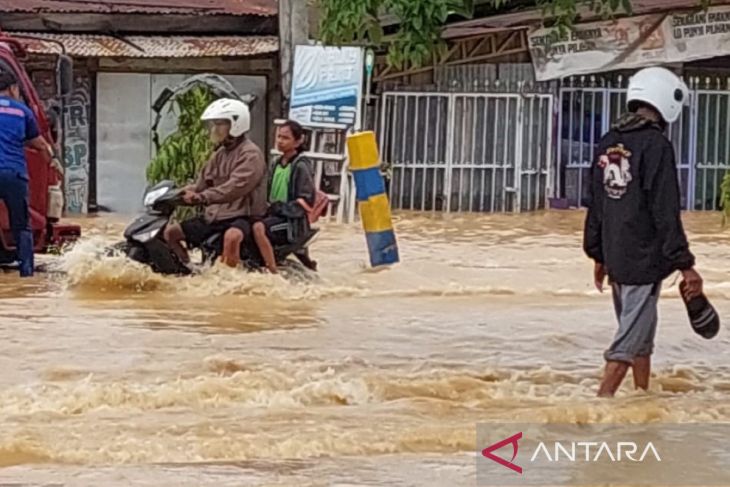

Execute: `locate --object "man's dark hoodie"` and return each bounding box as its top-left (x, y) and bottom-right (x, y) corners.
top-left (583, 113), bottom-right (695, 285)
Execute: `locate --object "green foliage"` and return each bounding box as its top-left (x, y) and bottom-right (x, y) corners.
top-left (318, 0), bottom-right (474, 69)
top-left (146, 86), bottom-right (216, 187)
top-left (317, 0), bottom-right (708, 69)
top-left (721, 171), bottom-right (730, 226)
top-left (538, 0), bottom-right (582, 36)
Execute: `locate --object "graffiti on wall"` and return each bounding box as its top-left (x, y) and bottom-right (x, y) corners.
top-left (63, 76), bottom-right (91, 214)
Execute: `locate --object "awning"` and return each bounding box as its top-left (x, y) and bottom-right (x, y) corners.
top-left (9, 32), bottom-right (278, 58)
top-left (0, 0), bottom-right (276, 17)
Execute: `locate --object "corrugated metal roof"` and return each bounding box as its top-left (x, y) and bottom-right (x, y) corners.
top-left (442, 0), bottom-right (727, 38)
top-left (0, 0), bottom-right (276, 17)
top-left (11, 32), bottom-right (278, 57)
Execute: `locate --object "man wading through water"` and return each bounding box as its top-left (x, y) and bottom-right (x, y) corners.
top-left (584, 67), bottom-right (704, 398)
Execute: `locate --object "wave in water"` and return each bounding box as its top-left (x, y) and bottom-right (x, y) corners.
top-left (2, 360), bottom-right (728, 417)
top-left (1, 363), bottom-right (729, 465)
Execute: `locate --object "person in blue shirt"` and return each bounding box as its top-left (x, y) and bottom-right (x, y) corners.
top-left (0, 70), bottom-right (60, 277)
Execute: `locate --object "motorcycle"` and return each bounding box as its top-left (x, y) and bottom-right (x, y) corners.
top-left (113, 180), bottom-right (319, 275)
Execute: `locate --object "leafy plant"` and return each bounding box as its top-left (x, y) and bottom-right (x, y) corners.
top-left (147, 86), bottom-right (216, 187)
top-left (721, 171), bottom-right (730, 226)
top-left (317, 0), bottom-right (710, 69)
top-left (318, 0), bottom-right (473, 69)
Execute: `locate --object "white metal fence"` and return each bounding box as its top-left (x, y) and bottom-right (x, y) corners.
top-left (378, 73), bottom-right (730, 214)
top-left (379, 91), bottom-right (553, 213)
top-left (558, 75), bottom-right (730, 211)
top-left (694, 80), bottom-right (730, 211)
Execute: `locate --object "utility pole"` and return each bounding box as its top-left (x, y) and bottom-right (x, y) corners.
top-left (279, 0), bottom-right (309, 112)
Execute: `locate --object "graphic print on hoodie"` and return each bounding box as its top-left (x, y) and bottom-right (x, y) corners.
top-left (599, 144), bottom-right (633, 199)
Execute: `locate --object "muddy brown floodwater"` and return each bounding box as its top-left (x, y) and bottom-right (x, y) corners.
top-left (1, 211), bottom-right (729, 486)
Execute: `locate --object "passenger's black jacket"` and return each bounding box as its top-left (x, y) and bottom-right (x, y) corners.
top-left (267, 153), bottom-right (316, 240)
top-left (583, 114), bottom-right (695, 285)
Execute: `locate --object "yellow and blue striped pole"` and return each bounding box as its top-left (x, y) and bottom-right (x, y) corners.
top-left (347, 131), bottom-right (399, 267)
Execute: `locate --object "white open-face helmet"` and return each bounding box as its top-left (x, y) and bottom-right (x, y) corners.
top-left (201, 98), bottom-right (251, 137)
top-left (627, 67), bottom-right (689, 124)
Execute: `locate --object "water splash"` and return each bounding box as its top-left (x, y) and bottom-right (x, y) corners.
top-left (55, 236), bottom-right (730, 303)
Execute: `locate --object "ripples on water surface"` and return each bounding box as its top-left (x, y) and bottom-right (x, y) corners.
top-left (1, 211), bottom-right (729, 485)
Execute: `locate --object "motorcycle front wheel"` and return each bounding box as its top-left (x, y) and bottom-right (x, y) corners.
top-left (108, 241), bottom-right (148, 264)
top-left (126, 244), bottom-right (149, 264)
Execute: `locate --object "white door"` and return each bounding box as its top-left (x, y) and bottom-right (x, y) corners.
top-left (96, 73), bottom-right (151, 214)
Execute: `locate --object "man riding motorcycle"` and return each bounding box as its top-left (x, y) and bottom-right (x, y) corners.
top-left (164, 98), bottom-right (267, 268)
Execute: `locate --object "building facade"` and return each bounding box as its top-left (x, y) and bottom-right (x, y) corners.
top-left (1, 0), bottom-right (279, 214)
top-left (371, 0), bottom-right (730, 213)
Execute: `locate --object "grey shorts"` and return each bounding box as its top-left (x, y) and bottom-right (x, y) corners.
top-left (605, 282), bottom-right (661, 364)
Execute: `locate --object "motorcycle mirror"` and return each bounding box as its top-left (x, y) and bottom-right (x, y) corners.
top-left (153, 88), bottom-right (174, 113)
top-left (239, 93), bottom-right (257, 107)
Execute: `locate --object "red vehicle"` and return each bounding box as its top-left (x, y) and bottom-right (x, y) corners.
top-left (0, 31), bottom-right (81, 263)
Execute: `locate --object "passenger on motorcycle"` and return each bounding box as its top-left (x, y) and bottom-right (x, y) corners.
top-left (164, 98), bottom-right (267, 268)
top-left (228, 120), bottom-right (315, 273)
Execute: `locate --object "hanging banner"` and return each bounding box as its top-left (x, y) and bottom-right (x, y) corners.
top-left (529, 14), bottom-right (670, 81)
top-left (670, 7), bottom-right (730, 62)
top-left (529, 5), bottom-right (730, 81)
top-left (289, 45), bottom-right (365, 129)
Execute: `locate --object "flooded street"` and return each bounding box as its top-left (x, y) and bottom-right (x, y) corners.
top-left (1, 211), bottom-right (730, 486)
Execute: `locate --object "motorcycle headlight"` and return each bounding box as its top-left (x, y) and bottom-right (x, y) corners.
top-left (143, 187), bottom-right (170, 207)
top-left (133, 228), bottom-right (161, 244)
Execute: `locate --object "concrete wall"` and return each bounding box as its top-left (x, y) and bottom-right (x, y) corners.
top-left (63, 74), bottom-right (93, 214)
top-left (29, 59), bottom-right (93, 214)
top-left (279, 0), bottom-right (310, 109)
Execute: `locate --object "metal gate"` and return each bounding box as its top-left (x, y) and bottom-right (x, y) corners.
top-left (694, 81), bottom-right (730, 211)
top-left (378, 91), bottom-right (553, 213)
top-left (558, 75), bottom-right (730, 211)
